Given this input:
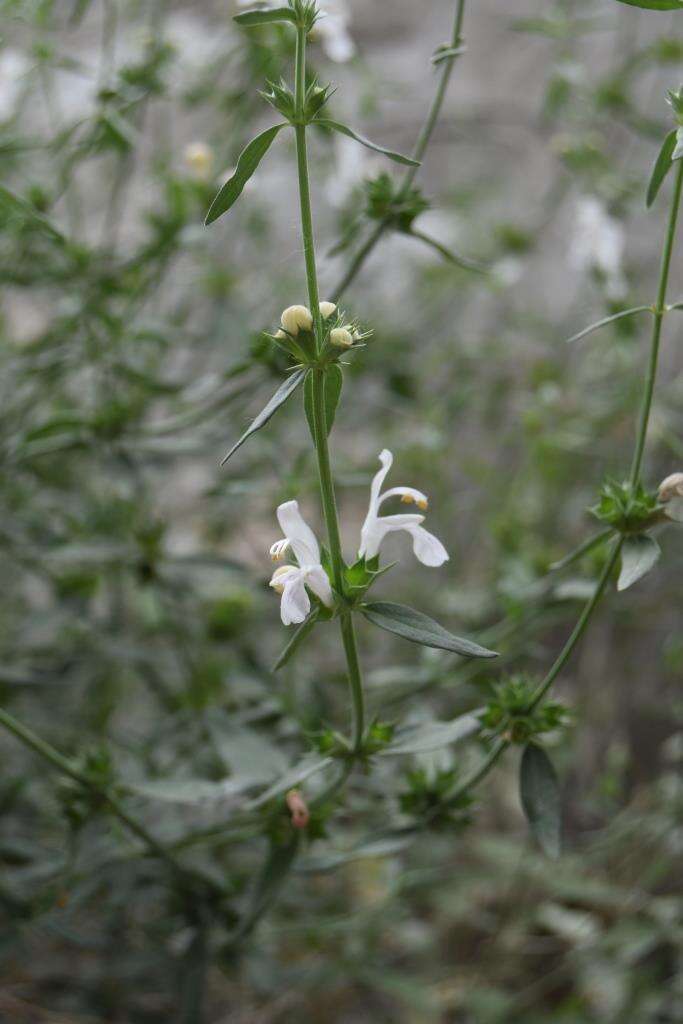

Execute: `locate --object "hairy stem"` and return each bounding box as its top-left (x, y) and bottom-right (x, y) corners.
top-left (332, 0), bottom-right (467, 301)
top-left (293, 26), bottom-right (365, 746)
top-left (630, 158), bottom-right (683, 485)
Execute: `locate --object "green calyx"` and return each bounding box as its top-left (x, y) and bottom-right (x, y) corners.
top-left (480, 676), bottom-right (569, 745)
top-left (314, 719), bottom-right (395, 761)
top-left (400, 768), bottom-right (475, 831)
top-left (365, 172), bottom-right (430, 233)
top-left (590, 478), bottom-right (662, 534)
top-left (261, 77), bottom-right (333, 125)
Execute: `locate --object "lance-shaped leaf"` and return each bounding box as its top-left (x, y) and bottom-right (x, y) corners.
top-left (247, 755), bottom-right (334, 808)
top-left (234, 6), bottom-right (297, 26)
top-left (614, 0), bottom-right (683, 8)
top-left (409, 228), bottom-right (488, 274)
top-left (303, 364), bottom-right (343, 440)
top-left (273, 609), bottom-right (319, 671)
top-left (221, 369), bottom-right (306, 465)
top-left (361, 601), bottom-right (498, 658)
top-left (566, 305), bottom-right (651, 344)
top-left (379, 714), bottom-right (481, 756)
top-left (520, 744), bottom-right (561, 859)
top-left (0, 185), bottom-right (64, 241)
top-left (617, 534), bottom-right (661, 591)
top-left (206, 124), bottom-right (286, 225)
top-left (549, 528), bottom-right (613, 572)
top-left (313, 118), bottom-right (419, 167)
top-left (647, 130), bottom-right (678, 208)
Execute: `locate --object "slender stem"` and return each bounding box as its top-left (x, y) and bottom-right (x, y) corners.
top-left (293, 25), bottom-right (365, 747)
top-left (630, 159), bottom-right (683, 485)
top-left (331, 0), bottom-right (467, 301)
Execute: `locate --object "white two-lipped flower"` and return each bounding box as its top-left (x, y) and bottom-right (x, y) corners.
top-left (358, 450), bottom-right (449, 567)
top-left (269, 501), bottom-right (333, 625)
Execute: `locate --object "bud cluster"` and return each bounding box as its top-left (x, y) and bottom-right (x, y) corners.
top-left (364, 172), bottom-right (430, 233)
top-left (399, 768), bottom-right (474, 832)
top-left (590, 478), bottom-right (661, 534)
top-left (270, 300), bottom-right (367, 363)
top-left (480, 676), bottom-right (569, 745)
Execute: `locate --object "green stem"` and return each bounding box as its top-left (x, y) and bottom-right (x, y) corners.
top-left (331, 0), bottom-right (467, 301)
top-left (293, 26), bottom-right (365, 746)
top-left (630, 158), bottom-right (683, 485)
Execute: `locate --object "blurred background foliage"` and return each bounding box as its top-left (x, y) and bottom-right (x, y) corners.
top-left (0, 0), bottom-right (681, 1021)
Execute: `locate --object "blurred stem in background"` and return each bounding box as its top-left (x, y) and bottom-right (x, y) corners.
top-left (332, 0), bottom-right (467, 300)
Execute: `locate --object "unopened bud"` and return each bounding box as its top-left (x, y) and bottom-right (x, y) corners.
top-left (281, 305), bottom-right (313, 336)
top-left (330, 326), bottom-right (354, 348)
top-left (285, 788), bottom-right (309, 829)
top-left (183, 141), bottom-right (214, 180)
top-left (319, 300), bottom-right (337, 319)
top-left (658, 472), bottom-right (683, 522)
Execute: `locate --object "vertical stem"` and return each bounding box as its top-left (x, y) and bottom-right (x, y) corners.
top-left (630, 159), bottom-right (683, 485)
top-left (293, 25), bottom-right (365, 747)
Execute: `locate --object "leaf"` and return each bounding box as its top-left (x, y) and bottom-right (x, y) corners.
top-left (549, 528), bottom-right (614, 571)
top-left (566, 306), bottom-right (652, 344)
top-left (647, 130), bottom-right (677, 207)
top-left (247, 755), bottom-right (334, 809)
top-left (313, 118), bottom-right (419, 167)
top-left (220, 369), bottom-right (306, 465)
top-left (361, 602), bottom-right (498, 659)
top-left (408, 228), bottom-right (488, 274)
top-left (613, 0), bottom-right (683, 9)
top-left (0, 185), bottom-right (64, 241)
top-left (303, 365), bottom-right (343, 439)
top-left (273, 609), bottom-right (319, 671)
top-left (234, 6), bottom-right (297, 26)
top-left (380, 714), bottom-right (481, 755)
top-left (617, 534), bottom-right (661, 591)
top-left (205, 124), bottom-right (285, 225)
top-left (206, 710), bottom-right (288, 782)
top-left (520, 744), bottom-right (561, 859)
top-left (130, 777), bottom-right (257, 804)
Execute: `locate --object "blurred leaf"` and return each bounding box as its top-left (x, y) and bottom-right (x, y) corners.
top-left (647, 130), bottom-right (677, 207)
top-left (408, 228), bottom-right (488, 273)
top-left (206, 711), bottom-right (288, 782)
top-left (234, 7), bottom-right (297, 26)
top-left (380, 714), bottom-right (481, 755)
top-left (0, 185), bottom-right (64, 241)
top-left (205, 124), bottom-right (286, 225)
top-left (273, 609), bottom-right (319, 671)
top-left (220, 369), bottom-right (306, 465)
top-left (312, 118), bottom-right (419, 166)
top-left (248, 755), bottom-right (334, 808)
top-left (303, 365), bottom-right (343, 439)
top-left (617, 534), bottom-right (661, 591)
top-left (520, 744), bottom-right (561, 858)
top-left (362, 602), bottom-right (498, 658)
top-left (130, 777), bottom-right (258, 804)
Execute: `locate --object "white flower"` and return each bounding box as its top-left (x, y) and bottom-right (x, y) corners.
top-left (269, 501), bottom-right (333, 625)
top-left (281, 305), bottom-right (313, 335)
top-left (569, 196), bottom-right (626, 301)
top-left (358, 450), bottom-right (449, 567)
top-left (658, 472), bottom-right (683, 523)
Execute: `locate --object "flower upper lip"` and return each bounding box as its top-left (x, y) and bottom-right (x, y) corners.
top-left (358, 449), bottom-right (449, 567)
top-left (269, 500), bottom-right (333, 625)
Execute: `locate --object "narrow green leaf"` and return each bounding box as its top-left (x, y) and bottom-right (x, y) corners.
top-left (617, 534), bottom-right (661, 591)
top-left (380, 714), bottom-right (481, 756)
top-left (647, 130), bottom-right (677, 208)
top-left (303, 364), bottom-right (343, 439)
top-left (0, 185), bottom-right (64, 241)
top-left (409, 228), bottom-right (488, 274)
top-left (234, 6), bottom-right (297, 26)
top-left (273, 609), bottom-right (319, 671)
top-left (205, 124), bottom-right (285, 225)
top-left (614, 0), bottom-right (683, 9)
top-left (549, 528), bottom-right (614, 572)
top-left (566, 305), bottom-right (651, 344)
top-left (248, 755), bottom-right (334, 808)
top-left (130, 777), bottom-right (257, 804)
top-left (220, 369), bottom-right (306, 466)
top-left (362, 602), bottom-right (498, 659)
top-left (520, 744), bottom-right (561, 859)
top-left (313, 118), bottom-right (419, 167)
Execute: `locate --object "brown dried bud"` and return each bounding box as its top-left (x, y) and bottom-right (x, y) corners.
top-left (285, 788), bottom-right (310, 829)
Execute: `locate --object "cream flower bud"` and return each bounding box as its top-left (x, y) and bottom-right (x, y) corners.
top-left (319, 301), bottom-right (337, 319)
top-left (183, 141), bottom-right (214, 180)
top-left (658, 472), bottom-right (683, 522)
top-left (269, 565), bottom-right (291, 594)
top-left (330, 326), bottom-right (354, 348)
top-left (281, 305), bottom-right (313, 336)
